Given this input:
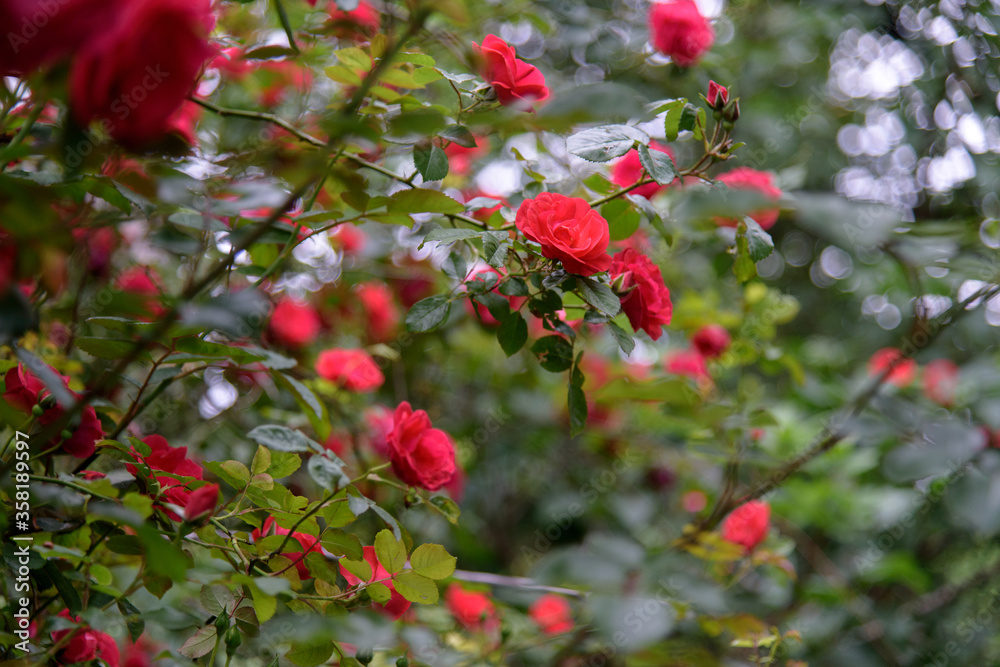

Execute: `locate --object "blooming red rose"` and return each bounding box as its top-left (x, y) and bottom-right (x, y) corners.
top-left (648, 0), bottom-right (715, 67)
top-left (364, 404), bottom-right (395, 458)
top-left (251, 516), bottom-right (322, 579)
top-left (529, 594), bottom-right (574, 635)
top-left (387, 401), bottom-right (457, 491)
top-left (516, 193), bottom-right (612, 275)
top-left (923, 359), bottom-right (959, 406)
top-left (665, 349), bottom-right (710, 382)
top-left (52, 610), bottom-right (120, 667)
top-left (2, 363), bottom-right (103, 458)
top-left (707, 80), bottom-right (729, 108)
top-left (691, 324), bottom-right (731, 358)
top-left (126, 434), bottom-right (207, 520)
top-left (356, 282), bottom-right (400, 341)
top-left (610, 249), bottom-right (672, 340)
top-left (327, 0), bottom-right (380, 39)
top-left (868, 347), bottom-right (916, 387)
top-left (339, 546), bottom-right (412, 619)
top-left (474, 35), bottom-right (549, 110)
top-left (446, 584), bottom-right (499, 632)
top-left (721, 500), bottom-right (771, 552)
top-left (69, 0), bottom-right (216, 146)
top-left (715, 167), bottom-right (783, 230)
top-left (268, 297), bottom-right (322, 348)
top-left (610, 142), bottom-right (677, 199)
top-left (315, 348), bottom-right (384, 392)
top-left (184, 483), bottom-right (219, 522)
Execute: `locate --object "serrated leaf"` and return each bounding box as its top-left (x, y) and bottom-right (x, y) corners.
top-left (200, 584), bottom-right (235, 616)
top-left (116, 599), bottom-right (144, 643)
top-left (421, 228), bottom-right (483, 245)
top-left (178, 626), bottom-right (217, 659)
top-left (388, 188), bottom-right (464, 215)
top-left (340, 555), bottom-right (372, 582)
top-left (409, 544), bottom-right (456, 580)
top-left (413, 144), bottom-right (449, 181)
top-left (267, 450), bottom-right (302, 479)
top-left (741, 217), bottom-right (774, 262)
top-left (392, 571), bottom-right (439, 604)
top-left (247, 425), bottom-right (318, 453)
top-left (287, 641), bottom-right (334, 667)
top-left (568, 382), bottom-right (588, 437)
top-left (221, 460), bottom-right (251, 487)
top-left (497, 312), bottom-right (528, 356)
top-left (320, 531), bottom-right (363, 560)
top-left (367, 582), bottom-right (392, 603)
top-left (662, 99), bottom-right (686, 142)
top-left (405, 295), bottom-right (451, 332)
top-left (75, 337), bottom-right (136, 360)
top-left (566, 125), bottom-right (649, 162)
top-left (578, 277), bottom-right (621, 317)
top-left (608, 320), bottom-right (636, 355)
top-left (308, 454), bottom-right (349, 490)
top-left (532, 336), bottom-right (574, 372)
top-left (602, 199), bottom-right (641, 242)
top-left (439, 124), bottom-right (476, 147)
top-left (481, 231), bottom-right (510, 269)
top-left (374, 529), bottom-right (406, 574)
top-left (637, 144), bottom-right (678, 185)
top-left (430, 495), bottom-right (461, 524)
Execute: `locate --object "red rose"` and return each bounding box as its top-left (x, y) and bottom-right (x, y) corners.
top-left (715, 167), bottom-right (783, 230)
top-left (184, 483), bottom-right (219, 522)
top-left (648, 0), bottom-right (715, 67)
top-left (356, 282), bottom-right (400, 341)
top-left (445, 584), bottom-right (499, 632)
top-left (70, 0), bottom-right (216, 146)
top-left (445, 136), bottom-right (489, 176)
top-left (665, 349), bottom-right (710, 382)
top-left (516, 193), bottom-right (612, 276)
top-left (610, 142), bottom-right (677, 199)
top-left (126, 434), bottom-right (206, 520)
top-left (268, 297), bottom-right (322, 348)
top-left (868, 347), bottom-right (916, 387)
top-left (923, 359), bottom-right (959, 406)
top-left (339, 546), bottom-right (412, 620)
top-left (327, 0), bottom-right (380, 39)
top-left (0, 0), bottom-right (119, 74)
top-left (166, 100), bottom-right (203, 146)
top-left (2, 363), bottom-right (103, 458)
top-left (610, 249), bottom-right (672, 340)
top-left (115, 266), bottom-right (166, 318)
top-left (251, 516), bottom-right (322, 579)
top-left (529, 594), bottom-right (574, 635)
top-left (721, 500), bottom-right (771, 552)
top-left (707, 80), bottom-right (729, 108)
top-left (691, 324), bottom-right (731, 358)
top-left (52, 610), bottom-right (120, 667)
top-left (330, 225), bottom-right (366, 255)
top-left (364, 404), bottom-right (395, 458)
top-left (387, 401), bottom-right (456, 491)
top-left (315, 348), bottom-right (385, 392)
top-left (474, 35), bottom-right (549, 110)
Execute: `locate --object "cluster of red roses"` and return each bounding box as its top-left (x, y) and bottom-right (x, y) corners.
top-left (126, 434), bottom-right (220, 523)
top-left (49, 610), bottom-right (159, 667)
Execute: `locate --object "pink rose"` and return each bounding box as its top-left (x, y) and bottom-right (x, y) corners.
top-left (610, 249), bottom-right (673, 340)
top-left (665, 349), bottom-right (710, 382)
top-left (648, 0), bottom-right (715, 67)
top-left (474, 35), bottom-right (549, 110)
top-left (516, 193), bottom-right (612, 276)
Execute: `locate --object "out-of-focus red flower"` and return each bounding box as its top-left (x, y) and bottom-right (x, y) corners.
top-left (446, 584), bottom-right (499, 632)
top-left (665, 349), bottom-right (710, 383)
top-left (516, 193), bottom-right (611, 276)
top-left (268, 297), bottom-right (322, 348)
top-left (464, 267), bottom-right (527, 327)
top-left (315, 348), bottom-right (384, 392)
top-left (327, 0), bottom-right (380, 39)
top-left (364, 404), bottom-right (395, 458)
top-left (923, 359), bottom-right (960, 406)
top-left (338, 546), bottom-right (411, 619)
top-left (330, 225), bottom-right (366, 255)
top-left (166, 100), bottom-right (203, 146)
top-left (721, 500), bottom-right (771, 552)
top-left (126, 434), bottom-right (206, 521)
top-left (257, 60), bottom-right (314, 107)
top-left (387, 401), bottom-right (457, 491)
top-left (210, 47), bottom-right (254, 79)
top-left (610, 142), bottom-right (677, 200)
top-left (184, 483), bottom-right (219, 522)
top-left (115, 266), bottom-right (166, 318)
top-left (445, 136), bottom-right (489, 176)
top-left (356, 282), bottom-right (400, 342)
top-left (691, 325), bottom-right (731, 358)
top-left (52, 610), bottom-right (120, 667)
top-left (251, 516), bottom-right (322, 579)
top-left (464, 189), bottom-right (505, 223)
top-left (0, 230), bottom-right (17, 294)
top-left (473, 35), bottom-right (549, 110)
top-left (72, 226), bottom-right (119, 277)
top-left (122, 636), bottom-right (159, 667)
top-left (682, 489), bottom-right (707, 512)
top-left (529, 594), bottom-right (574, 635)
top-left (868, 347), bottom-right (916, 387)
top-left (714, 167), bottom-right (783, 230)
top-left (610, 249), bottom-right (672, 341)
top-left (648, 0), bottom-right (715, 67)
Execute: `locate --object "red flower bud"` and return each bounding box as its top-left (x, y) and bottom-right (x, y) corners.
top-left (707, 80), bottom-right (729, 109)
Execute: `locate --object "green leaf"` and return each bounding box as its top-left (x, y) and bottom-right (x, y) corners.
top-left (340, 555), bottom-right (372, 582)
top-left (734, 233), bottom-right (757, 283)
top-left (499, 277), bottom-right (529, 297)
top-left (637, 144), bottom-right (678, 185)
top-left (602, 200), bottom-right (641, 242)
top-left (405, 296), bottom-right (451, 332)
top-left (741, 217), bottom-right (774, 262)
top-left (421, 228), bottom-right (484, 245)
top-left (308, 454), bottom-right (349, 490)
top-left (75, 337), bottom-right (136, 360)
top-left (138, 524), bottom-right (189, 581)
top-left (178, 626), bottom-right (217, 660)
top-left (320, 531), bottom-right (363, 560)
top-left (568, 382), bottom-right (588, 437)
top-left (409, 544), bottom-right (457, 580)
top-left (678, 103), bottom-right (698, 134)
top-left (221, 460), bottom-right (251, 487)
top-left (439, 124), bottom-right (477, 147)
top-left (388, 189), bottom-right (464, 215)
top-left (413, 144), bottom-right (449, 182)
top-left (267, 450), bottom-right (302, 479)
top-left (474, 292), bottom-right (510, 322)
top-left (578, 277), bottom-right (621, 317)
top-left (392, 571), bottom-right (439, 604)
top-left (497, 312), bottom-right (528, 356)
top-left (200, 584), bottom-right (235, 616)
top-left (566, 124), bottom-right (649, 162)
top-left (374, 529), bottom-right (406, 574)
top-left (583, 173), bottom-right (617, 195)
top-left (429, 495), bottom-right (461, 524)
top-left (481, 231), bottom-right (511, 269)
top-left (247, 425), bottom-right (318, 453)
top-left (287, 641), bottom-right (334, 667)
top-left (532, 336), bottom-right (574, 372)
top-left (662, 99), bottom-right (686, 142)
top-left (117, 599), bottom-right (145, 643)
top-left (608, 320), bottom-right (636, 355)
top-left (332, 46), bottom-right (372, 72)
